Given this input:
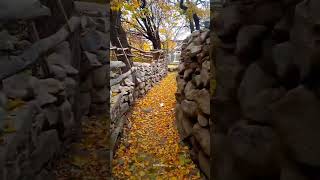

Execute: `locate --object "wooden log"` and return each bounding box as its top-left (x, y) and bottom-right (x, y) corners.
top-left (0, 16), bottom-right (81, 80)
top-left (110, 67), bottom-right (136, 86)
top-left (110, 61), bottom-right (126, 69)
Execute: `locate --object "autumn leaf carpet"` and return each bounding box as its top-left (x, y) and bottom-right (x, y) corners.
top-left (112, 73), bottom-right (201, 180)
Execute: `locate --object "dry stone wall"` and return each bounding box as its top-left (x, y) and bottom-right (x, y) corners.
top-left (0, 2), bottom-right (109, 179)
top-left (213, 0), bottom-right (320, 179)
top-left (175, 29), bottom-right (211, 179)
top-left (110, 60), bottom-right (167, 132)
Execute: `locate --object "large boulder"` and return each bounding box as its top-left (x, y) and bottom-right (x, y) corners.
top-left (192, 123), bottom-right (210, 156)
top-left (235, 25), bottom-right (267, 59)
top-left (238, 63), bottom-right (276, 109)
top-left (229, 122), bottom-right (279, 176)
top-left (271, 86), bottom-right (320, 166)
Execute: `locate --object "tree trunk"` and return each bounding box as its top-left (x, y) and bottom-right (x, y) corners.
top-left (189, 19), bottom-right (195, 32)
top-left (110, 9), bottom-right (133, 73)
top-left (150, 36), bottom-right (161, 50)
top-left (193, 13), bottom-right (200, 31)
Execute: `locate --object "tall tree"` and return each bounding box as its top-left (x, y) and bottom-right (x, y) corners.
top-left (179, 0), bottom-right (209, 32)
top-left (110, 3), bottom-right (133, 72)
top-left (119, 0), bottom-right (165, 50)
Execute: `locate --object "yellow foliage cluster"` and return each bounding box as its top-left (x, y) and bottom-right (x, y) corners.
top-left (113, 73), bottom-right (201, 179)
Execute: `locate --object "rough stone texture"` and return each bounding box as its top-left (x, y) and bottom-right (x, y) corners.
top-left (213, 0), bottom-right (320, 179)
top-left (110, 56), bottom-right (167, 134)
top-left (175, 30), bottom-right (210, 179)
top-left (0, 2), bottom-right (111, 179)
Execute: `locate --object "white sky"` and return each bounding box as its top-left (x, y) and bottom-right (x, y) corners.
top-left (175, 27), bottom-right (191, 41)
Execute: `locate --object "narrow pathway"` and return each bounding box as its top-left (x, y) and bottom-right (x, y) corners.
top-left (112, 73), bottom-right (201, 179)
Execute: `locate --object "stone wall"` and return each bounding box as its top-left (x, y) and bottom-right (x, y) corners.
top-left (213, 0), bottom-right (320, 179)
top-left (110, 60), bottom-right (167, 132)
top-left (0, 2), bottom-right (109, 179)
top-left (175, 29), bottom-right (211, 179)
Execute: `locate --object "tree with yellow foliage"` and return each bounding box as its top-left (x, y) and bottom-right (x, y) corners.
top-left (179, 0), bottom-right (210, 32)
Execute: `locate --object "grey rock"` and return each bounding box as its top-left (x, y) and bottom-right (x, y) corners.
top-left (200, 68), bottom-right (209, 87)
top-left (198, 149), bottom-right (210, 179)
top-left (181, 115), bottom-right (193, 139)
top-left (63, 77), bottom-right (77, 98)
top-left (238, 63), bottom-right (276, 109)
top-left (175, 104), bottom-right (192, 140)
top-left (195, 89), bottom-right (210, 115)
top-left (193, 123), bottom-right (210, 156)
top-left (290, 0), bottom-right (320, 80)
top-left (215, 49), bottom-right (244, 100)
top-left (229, 122), bottom-right (278, 173)
top-left (81, 30), bottom-right (104, 52)
top-left (92, 65), bottom-right (107, 88)
top-left (189, 45), bottom-right (202, 57)
top-left (31, 113), bottom-right (47, 143)
top-left (49, 64), bottom-right (67, 80)
top-left (84, 51), bottom-right (102, 68)
top-left (3, 74), bottom-right (36, 100)
top-left (35, 92), bottom-right (57, 107)
top-left (193, 75), bottom-right (202, 87)
top-left (55, 42), bottom-right (72, 64)
top-left (31, 130), bottom-right (60, 172)
top-left (251, 2), bottom-right (283, 25)
top-left (37, 78), bottom-right (64, 95)
top-left (176, 76), bottom-right (186, 94)
top-left (271, 86), bottom-right (320, 166)
top-left (242, 88), bottom-right (285, 124)
top-left (43, 105), bottom-right (59, 126)
top-left (111, 84), bottom-right (120, 93)
top-left (236, 25), bottom-right (267, 57)
top-left (120, 102), bottom-right (129, 113)
top-left (181, 100), bottom-right (198, 118)
top-left (183, 69), bottom-right (194, 80)
top-left (272, 42), bottom-right (298, 86)
top-left (215, 5), bottom-right (243, 38)
top-left (178, 63), bottom-right (186, 75)
top-left (197, 113), bottom-right (208, 127)
top-left (184, 81), bottom-right (198, 101)
top-left (60, 100), bottom-right (74, 130)
top-left (47, 52), bottom-right (78, 75)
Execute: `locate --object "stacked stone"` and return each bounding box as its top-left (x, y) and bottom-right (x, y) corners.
top-left (0, 41), bottom-right (78, 179)
top-left (77, 4), bottom-right (109, 116)
top-left (213, 0), bottom-right (320, 179)
top-left (0, 2), bottom-right (110, 179)
top-left (111, 61), bottom-right (167, 127)
top-left (175, 29), bottom-right (210, 179)
top-left (134, 62), bottom-right (167, 97)
top-left (110, 74), bottom-right (135, 130)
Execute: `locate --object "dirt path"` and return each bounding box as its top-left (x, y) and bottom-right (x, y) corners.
top-left (112, 73), bottom-right (201, 180)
